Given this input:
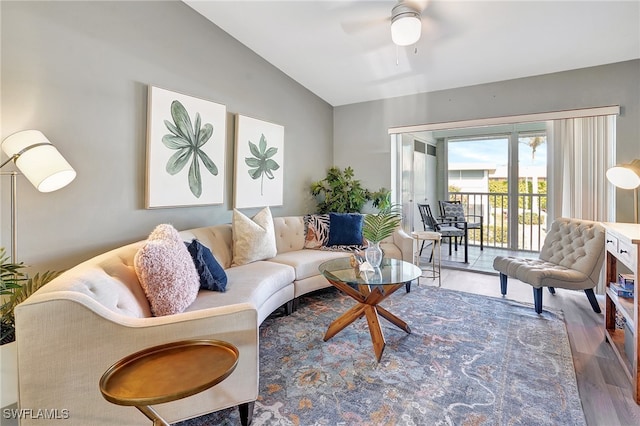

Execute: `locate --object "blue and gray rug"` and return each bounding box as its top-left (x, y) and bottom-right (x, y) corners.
top-left (177, 285), bottom-right (584, 425)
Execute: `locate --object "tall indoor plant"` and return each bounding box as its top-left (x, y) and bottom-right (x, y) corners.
top-left (310, 166), bottom-right (390, 213)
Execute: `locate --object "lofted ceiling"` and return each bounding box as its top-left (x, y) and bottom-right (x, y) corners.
top-left (184, 0), bottom-right (640, 107)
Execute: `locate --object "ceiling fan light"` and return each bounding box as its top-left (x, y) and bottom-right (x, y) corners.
top-left (391, 12), bottom-right (421, 46)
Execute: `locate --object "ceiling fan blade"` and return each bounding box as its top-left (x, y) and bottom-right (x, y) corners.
top-left (341, 15), bottom-right (390, 35)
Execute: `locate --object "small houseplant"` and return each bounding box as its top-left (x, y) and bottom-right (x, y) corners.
top-left (362, 194), bottom-right (402, 267)
top-left (1, 247), bottom-right (61, 344)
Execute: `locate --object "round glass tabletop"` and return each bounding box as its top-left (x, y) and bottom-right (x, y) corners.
top-left (319, 257), bottom-right (421, 286)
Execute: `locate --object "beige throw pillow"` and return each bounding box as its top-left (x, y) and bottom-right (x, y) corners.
top-left (232, 206), bottom-right (277, 266)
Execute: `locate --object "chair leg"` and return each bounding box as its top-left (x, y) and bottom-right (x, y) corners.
top-left (533, 287), bottom-right (543, 314)
top-left (239, 401), bottom-right (255, 426)
top-left (499, 273), bottom-right (507, 295)
top-left (548, 287), bottom-right (555, 294)
top-left (480, 226), bottom-right (483, 250)
top-left (584, 288), bottom-right (601, 313)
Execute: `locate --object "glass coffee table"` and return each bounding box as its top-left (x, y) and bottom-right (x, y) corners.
top-left (319, 257), bottom-right (421, 362)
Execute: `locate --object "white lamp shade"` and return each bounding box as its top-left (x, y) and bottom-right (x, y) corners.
top-left (391, 15), bottom-right (421, 46)
top-left (1, 130), bottom-right (76, 192)
top-left (606, 159), bottom-right (640, 190)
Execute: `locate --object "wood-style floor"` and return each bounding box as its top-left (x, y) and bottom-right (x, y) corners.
top-left (426, 243), bottom-right (640, 426)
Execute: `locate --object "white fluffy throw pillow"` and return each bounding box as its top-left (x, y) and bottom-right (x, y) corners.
top-left (232, 207), bottom-right (277, 266)
top-left (134, 224), bottom-right (199, 316)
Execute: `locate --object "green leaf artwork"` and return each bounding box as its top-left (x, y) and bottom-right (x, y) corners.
top-left (245, 134), bottom-right (280, 195)
top-left (162, 100), bottom-right (218, 198)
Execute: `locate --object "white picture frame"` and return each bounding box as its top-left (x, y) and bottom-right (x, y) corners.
top-left (146, 86), bottom-right (226, 208)
top-left (234, 114), bottom-right (284, 209)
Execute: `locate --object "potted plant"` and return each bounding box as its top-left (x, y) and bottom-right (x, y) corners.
top-left (362, 195), bottom-right (402, 267)
top-left (1, 248), bottom-right (61, 406)
top-left (310, 166), bottom-right (390, 213)
top-left (1, 248), bottom-right (61, 345)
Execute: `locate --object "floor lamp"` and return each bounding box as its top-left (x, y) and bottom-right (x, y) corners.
top-left (606, 159), bottom-right (640, 224)
top-left (0, 130), bottom-right (76, 263)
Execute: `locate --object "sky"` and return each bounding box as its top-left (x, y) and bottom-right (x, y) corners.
top-left (448, 137), bottom-right (547, 168)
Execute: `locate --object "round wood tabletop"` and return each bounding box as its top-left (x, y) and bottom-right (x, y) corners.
top-left (99, 339), bottom-right (238, 406)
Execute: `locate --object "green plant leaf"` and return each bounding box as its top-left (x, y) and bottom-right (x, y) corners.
top-left (197, 150), bottom-right (218, 176)
top-left (188, 155), bottom-right (202, 197)
top-left (162, 100), bottom-right (220, 197)
top-left (164, 120), bottom-right (182, 138)
top-left (1, 249), bottom-right (62, 344)
top-left (171, 101), bottom-right (194, 142)
top-left (244, 133), bottom-right (280, 195)
top-left (362, 203), bottom-right (402, 243)
top-left (166, 147), bottom-right (192, 175)
top-left (248, 141), bottom-right (261, 158)
top-left (198, 124), bottom-right (213, 148)
top-left (161, 135), bottom-right (189, 149)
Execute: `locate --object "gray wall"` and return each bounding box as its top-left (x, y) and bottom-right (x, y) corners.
top-left (1, 1), bottom-right (333, 271)
top-left (334, 59), bottom-right (640, 223)
top-left (2, 1), bottom-right (638, 273)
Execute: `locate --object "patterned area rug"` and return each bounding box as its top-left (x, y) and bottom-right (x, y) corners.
top-left (176, 286), bottom-right (585, 425)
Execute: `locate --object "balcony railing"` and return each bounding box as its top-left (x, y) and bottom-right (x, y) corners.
top-left (447, 191), bottom-right (548, 252)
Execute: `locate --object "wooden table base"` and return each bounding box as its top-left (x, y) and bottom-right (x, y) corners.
top-left (323, 279), bottom-right (410, 362)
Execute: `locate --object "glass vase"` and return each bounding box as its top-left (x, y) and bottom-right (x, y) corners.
top-left (365, 240), bottom-right (383, 268)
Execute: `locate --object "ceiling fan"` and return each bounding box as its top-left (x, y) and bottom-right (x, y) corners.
top-left (390, 1), bottom-right (423, 46)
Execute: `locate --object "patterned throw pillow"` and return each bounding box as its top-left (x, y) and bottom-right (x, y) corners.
top-left (134, 224), bottom-right (199, 316)
top-left (303, 214), bottom-right (330, 249)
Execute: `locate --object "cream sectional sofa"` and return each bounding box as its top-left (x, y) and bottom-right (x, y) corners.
top-left (14, 215), bottom-right (412, 426)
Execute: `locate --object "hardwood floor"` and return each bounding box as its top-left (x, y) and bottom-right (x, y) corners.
top-left (430, 266), bottom-right (640, 426)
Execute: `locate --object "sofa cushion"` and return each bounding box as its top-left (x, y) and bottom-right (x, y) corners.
top-left (185, 260), bottom-right (295, 314)
top-left (185, 239), bottom-right (227, 292)
top-left (232, 207), bottom-right (277, 266)
top-left (269, 249), bottom-right (349, 281)
top-left (134, 224), bottom-right (199, 316)
top-left (327, 213), bottom-right (364, 246)
top-left (303, 214), bottom-right (330, 248)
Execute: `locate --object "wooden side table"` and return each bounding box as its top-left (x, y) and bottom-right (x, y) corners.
top-left (99, 339), bottom-right (239, 426)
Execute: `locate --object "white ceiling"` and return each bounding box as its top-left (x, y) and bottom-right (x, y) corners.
top-left (184, 0), bottom-right (640, 107)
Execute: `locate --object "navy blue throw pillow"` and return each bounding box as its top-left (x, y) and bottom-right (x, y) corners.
top-left (185, 239), bottom-right (227, 292)
top-left (327, 213), bottom-right (364, 246)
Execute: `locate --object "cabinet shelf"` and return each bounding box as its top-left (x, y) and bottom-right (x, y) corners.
top-left (605, 328), bottom-right (634, 382)
top-left (606, 286), bottom-right (635, 329)
top-left (602, 222), bottom-right (640, 404)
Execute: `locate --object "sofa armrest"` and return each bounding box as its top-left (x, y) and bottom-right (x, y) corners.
top-left (15, 292), bottom-right (258, 426)
top-left (393, 228), bottom-right (415, 263)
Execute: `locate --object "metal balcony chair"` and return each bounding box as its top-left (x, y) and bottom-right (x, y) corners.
top-left (417, 204), bottom-right (468, 263)
top-left (439, 200), bottom-right (484, 250)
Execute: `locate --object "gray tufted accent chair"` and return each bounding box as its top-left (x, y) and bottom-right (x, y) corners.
top-left (493, 217), bottom-right (605, 314)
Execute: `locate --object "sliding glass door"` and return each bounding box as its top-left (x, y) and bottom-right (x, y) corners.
top-left (392, 123), bottom-right (549, 253)
top-left (445, 125), bottom-right (548, 252)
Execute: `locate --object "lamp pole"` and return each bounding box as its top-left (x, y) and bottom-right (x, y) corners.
top-left (1, 159), bottom-right (19, 263)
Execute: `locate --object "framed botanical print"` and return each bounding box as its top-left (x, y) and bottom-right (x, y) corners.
top-left (146, 86), bottom-right (226, 208)
top-left (234, 114), bottom-right (284, 209)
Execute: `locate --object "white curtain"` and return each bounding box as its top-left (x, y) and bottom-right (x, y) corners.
top-left (549, 115), bottom-right (616, 222)
top-left (549, 115), bottom-right (616, 295)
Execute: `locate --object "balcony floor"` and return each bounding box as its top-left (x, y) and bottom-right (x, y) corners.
top-left (418, 241), bottom-right (538, 275)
